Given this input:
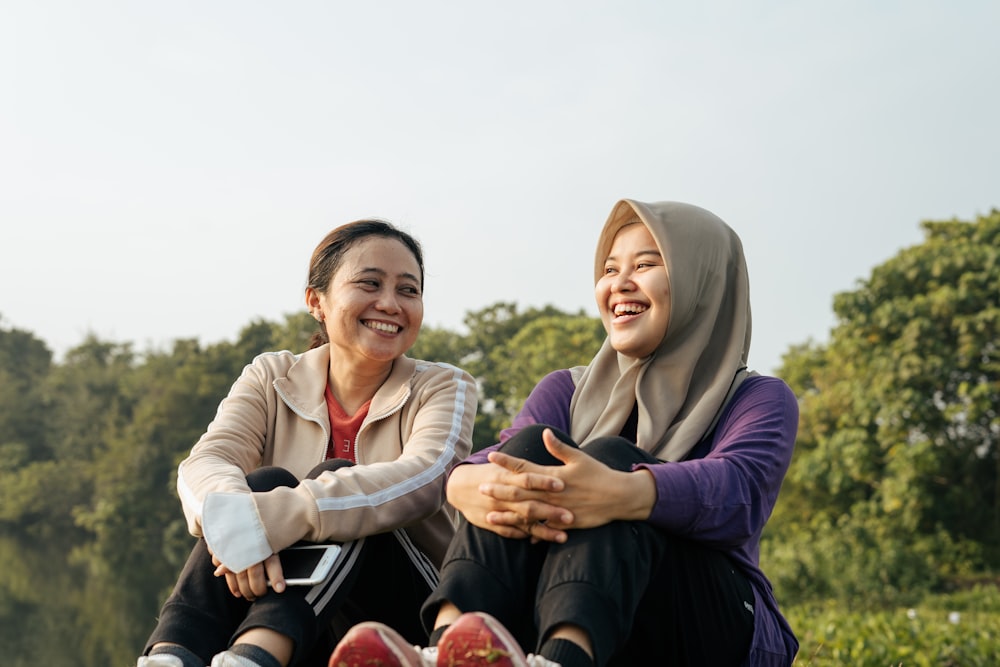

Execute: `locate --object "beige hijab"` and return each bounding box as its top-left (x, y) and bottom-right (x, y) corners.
top-left (568, 199), bottom-right (753, 461)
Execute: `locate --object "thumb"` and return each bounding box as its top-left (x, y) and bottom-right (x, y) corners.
top-left (265, 552), bottom-right (285, 593)
top-left (542, 428), bottom-right (579, 464)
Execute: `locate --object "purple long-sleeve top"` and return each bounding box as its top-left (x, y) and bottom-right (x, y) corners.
top-left (462, 370), bottom-right (799, 666)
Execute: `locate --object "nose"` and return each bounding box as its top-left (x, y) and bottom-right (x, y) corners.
top-left (612, 268), bottom-right (635, 292)
top-left (375, 289), bottom-right (401, 313)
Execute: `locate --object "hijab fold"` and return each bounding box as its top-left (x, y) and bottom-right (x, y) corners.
top-left (569, 199), bottom-right (754, 461)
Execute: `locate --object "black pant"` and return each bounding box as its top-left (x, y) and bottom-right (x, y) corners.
top-left (421, 424), bottom-right (754, 666)
top-left (145, 461), bottom-right (434, 666)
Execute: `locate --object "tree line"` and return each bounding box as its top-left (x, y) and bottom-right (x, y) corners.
top-left (0, 209), bottom-right (997, 666)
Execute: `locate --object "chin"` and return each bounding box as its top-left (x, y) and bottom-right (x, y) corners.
top-left (611, 341), bottom-right (652, 359)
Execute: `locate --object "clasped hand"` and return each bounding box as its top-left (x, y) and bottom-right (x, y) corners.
top-left (447, 428), bottom-right (654, 543)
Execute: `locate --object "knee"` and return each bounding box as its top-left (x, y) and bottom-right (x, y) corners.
top-left (581, 436), bottom-right (655, 471)
top-left (246, 466), bottom-right (298, 491)
top-left (307, 458), bottom-right (355, 479)
top-left (500, 424), bottom-right (575, 465)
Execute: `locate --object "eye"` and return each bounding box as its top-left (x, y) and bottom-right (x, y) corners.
top-left (399, 285), bottom-right (421, 297)
top-left (603, 266), bottom-right (618, 275)
top-left (357, 279), bottom-right (380, 290)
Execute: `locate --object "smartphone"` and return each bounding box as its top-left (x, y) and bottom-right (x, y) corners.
top-left (275, 543), bottom-right (342, 586)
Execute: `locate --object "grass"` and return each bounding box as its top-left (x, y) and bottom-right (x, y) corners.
top-left (787, 585), bottom-right (1000, 666)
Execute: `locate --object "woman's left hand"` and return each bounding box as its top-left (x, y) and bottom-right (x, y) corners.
top-left (212, 552), bottom-right (286, 600)
top-left (482, 428), bottom-right (656, 542)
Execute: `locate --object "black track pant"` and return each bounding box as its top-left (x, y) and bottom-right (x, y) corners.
top-left (421, 424), bottom-right (754, 666)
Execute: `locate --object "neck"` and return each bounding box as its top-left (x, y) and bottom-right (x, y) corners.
top-left (327, 359), bottom-right (393, 415)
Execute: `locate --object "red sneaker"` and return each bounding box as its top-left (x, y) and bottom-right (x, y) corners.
top-left (436, 612), bottom-right (527, 666)
top-left (328, 621), bottom-right (423, 667)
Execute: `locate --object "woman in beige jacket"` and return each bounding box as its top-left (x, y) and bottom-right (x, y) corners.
top-left (137, 220), bottom-right (477, 667)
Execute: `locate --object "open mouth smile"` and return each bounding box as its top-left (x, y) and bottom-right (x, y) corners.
top-left (363, 320), bottom-right (400, 334)
top-left (612, 303), bottom-right (648, 320)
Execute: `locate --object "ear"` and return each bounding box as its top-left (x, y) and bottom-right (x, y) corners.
top-left (305, 287), bottom-right (323, 319)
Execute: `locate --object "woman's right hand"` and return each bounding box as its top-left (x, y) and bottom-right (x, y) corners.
top-left (446, 458), bottom-right (571, 542)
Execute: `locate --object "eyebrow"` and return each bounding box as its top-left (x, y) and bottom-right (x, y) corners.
top-left (358, 267), bottom-right (422, 283)
top-left (604, 249), bottom-right (662, 263)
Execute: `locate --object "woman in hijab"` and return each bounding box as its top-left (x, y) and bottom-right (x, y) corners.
top-left (329, 200), bottom-right (799, 667)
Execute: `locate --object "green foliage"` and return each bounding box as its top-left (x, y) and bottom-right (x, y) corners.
top-left (764, 512), bottom-right (981, 605)
top-left (456, 303), bottom-right (605, 448)
top-left (410, 324), bottom-right (474, 367)
top-left (788, 585), bottom-right (1000, 666)
top-left (0, 534), bottom-right (91, 667)
top-left (0, 317), bottom-right (51, 457)
top-left (497, 314), bottom-right (606, 419)
top-left (770, 210), bottom-right (1000, 604)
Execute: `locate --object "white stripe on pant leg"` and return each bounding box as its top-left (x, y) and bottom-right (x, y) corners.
top-left (300, 532), bottom-right (437, 617)
top-left (392, 528), bottom-right (440, 590)
top-left (305, 538), bottom-right (365, 614)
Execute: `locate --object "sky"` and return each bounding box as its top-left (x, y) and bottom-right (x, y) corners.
top-left (2, 1), bottom-right (997, 375)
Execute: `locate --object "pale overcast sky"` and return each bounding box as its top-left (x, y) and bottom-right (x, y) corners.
top-left (2, 1), bottom-right (997, 374)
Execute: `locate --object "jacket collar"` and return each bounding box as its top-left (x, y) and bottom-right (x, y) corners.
top-left (275, 345), bottom-right (416, 421)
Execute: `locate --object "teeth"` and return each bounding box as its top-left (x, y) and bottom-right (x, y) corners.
top-left (365, 321), bottom-right (400, 333)
top-left (614, 304), bottom-right (647, 316)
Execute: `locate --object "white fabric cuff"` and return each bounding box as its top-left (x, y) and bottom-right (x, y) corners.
top-left (202, 492), bottom-right (272, 573)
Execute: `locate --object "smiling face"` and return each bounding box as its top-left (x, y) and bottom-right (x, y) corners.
top-left (595, 222), bottom-right (671, 359)
top-left (306, 235), bottom-right (424, 369)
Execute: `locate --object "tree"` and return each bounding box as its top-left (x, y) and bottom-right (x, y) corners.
top-left (767, 210), bottom-right (1000, 603)
top-left (457, 303), bottom-right (604, 448)
top-left (0, 317), bottom-right (52, 462)
top-left (410, 324), bottom-right (474, 368)
top-left (271, 311), bottom-right (318, 354)
top-left (494, 314), bottom-right (605, 418)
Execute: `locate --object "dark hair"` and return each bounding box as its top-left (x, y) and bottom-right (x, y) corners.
top-left (307, 219), bottom-right (425, 349)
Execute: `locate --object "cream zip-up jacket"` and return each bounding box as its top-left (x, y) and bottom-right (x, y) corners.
top-left (176, 345), bottom-right (477, 573)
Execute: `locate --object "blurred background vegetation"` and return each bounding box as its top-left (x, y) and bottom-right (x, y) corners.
top-left (1, 210), bottom-right (997, 666)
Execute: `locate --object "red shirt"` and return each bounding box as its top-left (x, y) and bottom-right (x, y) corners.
top-left (324, 384), bottom-right (370, 463)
